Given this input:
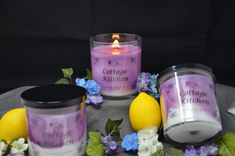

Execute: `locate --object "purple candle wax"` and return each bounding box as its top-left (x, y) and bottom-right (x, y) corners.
top-left (21, 85), bottom-right (86, 156)
top-left (90, 33), bottom-right (141, 97)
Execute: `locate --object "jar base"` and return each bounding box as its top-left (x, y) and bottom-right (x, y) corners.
top-left (164, 121), bottom-right (222, 146)
top-left (101, 90), bottom-right (137, 100)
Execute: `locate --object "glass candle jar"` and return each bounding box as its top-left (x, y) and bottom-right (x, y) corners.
top-left (90, 33), bottom-right (141, 98)
top-left (158, 64), bottom-right (222, 145)
top-left (21, 85), bottom-right (86, 156)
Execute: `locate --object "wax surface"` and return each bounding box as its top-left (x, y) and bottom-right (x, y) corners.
top-left (91, 45), bottom-right (141, 97)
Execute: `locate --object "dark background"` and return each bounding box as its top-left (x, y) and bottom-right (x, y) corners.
top-left (0, 0), bottom-right (235, 93)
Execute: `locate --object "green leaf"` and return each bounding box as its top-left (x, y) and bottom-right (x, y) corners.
top-left (151, 149), bottom-right (164, 156)
top-left (216, 133), bottom-right (235, 156)
top-left (54, 78), bottom-right (70, 84)
top-left (86, 68), bottom-right (92, 80)
top-left (86, 143), bottom-right (104, 156)
top-left (165, 147), bottom-right (183, 156)
top-left (88, 131), bottom-right (101, 145)
top-left (86, 131), bottom-right (104, 156)
top-left (61, 68), bottom-right (74, 79)
top-left (105, 118), bottom-right (123, 141)
top-left (113, 119), bottom-right (123, 127)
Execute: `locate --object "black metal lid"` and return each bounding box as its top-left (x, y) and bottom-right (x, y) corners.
top-left (158, 63), bottom-right (214, 80)
top-left (21, 84), bottom-right (86, 109)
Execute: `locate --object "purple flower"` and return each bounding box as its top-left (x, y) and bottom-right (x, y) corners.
top-left (184, 146), bottom-right (197, 156)
top-left (102, 135), bottom-right (118, 155)
top-left (184, 144), bottom-right (218, 156)
top-left (86, 94), bottom-right (103, 105)
top-left (198, 143), bottom-right (218, 156)
top-left (121, 133), bottom-right (138, 151)
top-left (136, 72), bottom-right (152, 92)
top-left (8, 154), bottom-right (25, 156)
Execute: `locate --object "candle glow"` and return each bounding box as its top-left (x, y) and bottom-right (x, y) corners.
top-left (112, 34), bottom-right (120, 55)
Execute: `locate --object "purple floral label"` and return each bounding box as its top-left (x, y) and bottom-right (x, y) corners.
top-left (91, 45), bottom-right (141, 96)
top-left (160, 74), bottom-right (221, 128)
top-left (26, 105), bottom-right (86, 155)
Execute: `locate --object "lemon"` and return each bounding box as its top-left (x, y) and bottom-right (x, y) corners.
top-left (0, 108), bottom-right (28, 143)
top-left (129, 92), bottom-right (162, 131)
top-left (160, 95), bottom-right (166, 127)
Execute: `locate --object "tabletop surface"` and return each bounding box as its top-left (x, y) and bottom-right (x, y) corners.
top-left (1, 84), bottom-right (235, 155)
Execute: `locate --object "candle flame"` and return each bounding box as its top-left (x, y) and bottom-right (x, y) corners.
top-left (112, 39), bottom-right (120, 55)
top-left (112, 34), bottom-right (120, 40)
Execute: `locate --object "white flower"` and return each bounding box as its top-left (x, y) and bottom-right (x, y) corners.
top-left (137, 127), bottom-right (164, 156)
top-left (138, 141), bottom-right (152, 156)
top-left (10, 138), bottom-right (28, 154)
top-left (155, 142), bottom-right (163, 150)
top-left (149, 136), bottom-right (159, 146)
top-left (0, 141), bottom-right (8, 156)
top-left (137, 127), bottom-right (158, 143)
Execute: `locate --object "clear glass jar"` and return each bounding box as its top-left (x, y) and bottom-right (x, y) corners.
top-left (158, 64), bottom-right (222, 145)
top-left (21, 84), bottom-right (86, 156)
top-left (90, 33), bottom-right (142, 98)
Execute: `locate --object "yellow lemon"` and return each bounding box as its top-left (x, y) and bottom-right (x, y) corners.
top-left (0, 108), bottom-right (28, 143)
top-left (129, 92), bottom-right (162, 131)
top-left (160, 95), bottom-right (166, 127)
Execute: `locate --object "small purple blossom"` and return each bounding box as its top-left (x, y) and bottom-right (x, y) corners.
top-left (184, 146), bottom-right (197, 156)
top-left (136, 72), bottom-right (152, 92)
top-left (198, 143), bottom-right (218, 156)
top-left (121, 133), bottom-right (138, 151)
top-left (184, 144), bottom-right (218, 156)
top-left (102, 135), bottom-right (118, 155)
top-left (86, 94), bottom-right (103, 105)
top-left (8, 154), bottom-right (25, 156)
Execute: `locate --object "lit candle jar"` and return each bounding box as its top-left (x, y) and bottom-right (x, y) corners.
top-left (21, 85), bottom-right (86, 156)
top-left (90, 33), bottom-right (142, 98)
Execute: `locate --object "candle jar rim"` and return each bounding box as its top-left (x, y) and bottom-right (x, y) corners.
top-left (158, 63), bottom-right (216, 86)
top-left (21, 84), bottom-right (86, 109)
top-left (90, 33), bottom-right (141, 45)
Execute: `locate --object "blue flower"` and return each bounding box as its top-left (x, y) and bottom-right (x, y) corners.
top-left (84, 80), bottom-right (101, 95)
top-left (76, 78), bottom-right (103, 105)
top-left (148, 74), bottom-right (160, 99)
top-left (121, 133), bottom-right (138, 151)
top-left (76, 78), bottom-right (86, 87)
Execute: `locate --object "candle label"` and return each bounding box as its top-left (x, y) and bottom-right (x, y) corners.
top-left (91, 52), bottom-right (141, 96)
top-left (160, 75), bottom-right (221, 129)
top-left (27, 105), bottom-right (86, 156)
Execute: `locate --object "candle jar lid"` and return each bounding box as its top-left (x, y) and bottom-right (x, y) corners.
top-left (21, 84), bottom-right (86, 109)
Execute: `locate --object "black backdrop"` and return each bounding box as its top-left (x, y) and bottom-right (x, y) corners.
top-left (0, 0), bottom-right (235, 93)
